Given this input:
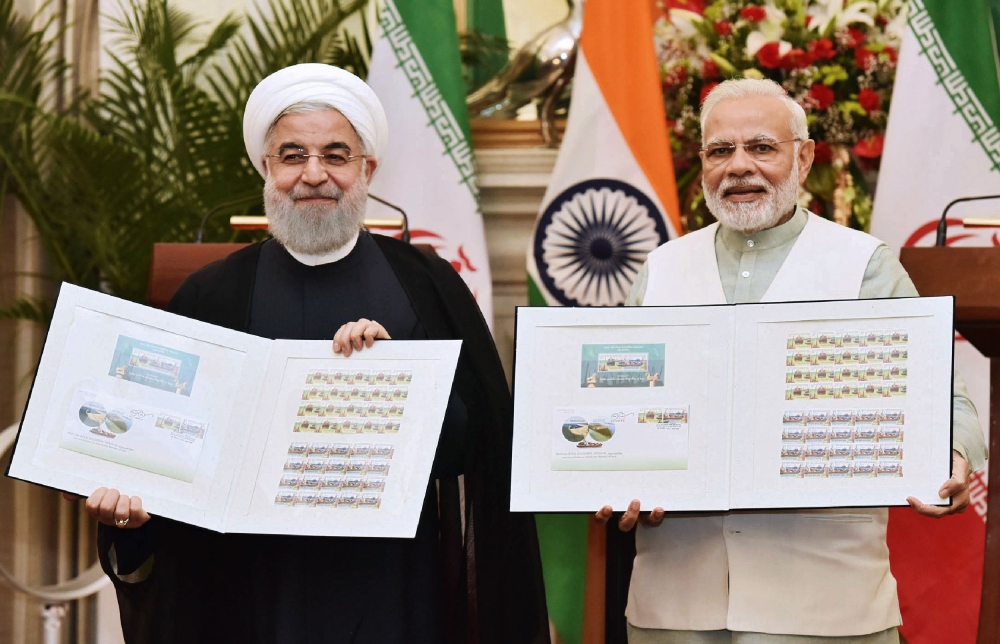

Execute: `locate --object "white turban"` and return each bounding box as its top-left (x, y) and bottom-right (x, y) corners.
top-left (243, 63), bottom-right (388, 178)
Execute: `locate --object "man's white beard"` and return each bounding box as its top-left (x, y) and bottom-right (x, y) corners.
top-left (703, 159), bottom-right (800, 234)
top-left (264, 171), bottom-right (368, 255)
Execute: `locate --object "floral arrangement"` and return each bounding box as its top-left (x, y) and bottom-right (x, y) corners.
top-left (653, 0), bottom-right (908, 231)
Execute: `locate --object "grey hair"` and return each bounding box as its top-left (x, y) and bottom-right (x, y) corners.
top-left (700, 79), bottom-right (809, 143)
top-left (262, 100), bottom-right (368, 155)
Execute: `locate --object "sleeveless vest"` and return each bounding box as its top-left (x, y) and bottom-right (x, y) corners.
top-left (627, 213), bottom-right (901, 636)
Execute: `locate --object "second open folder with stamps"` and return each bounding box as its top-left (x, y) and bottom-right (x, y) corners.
top-left (510, 297), bottom-right (954, 512)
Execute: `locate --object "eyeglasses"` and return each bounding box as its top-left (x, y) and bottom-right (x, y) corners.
top-left (267, 149), bottom-right (365, 168)
top-left (700, 139), bottom-right (802, 165)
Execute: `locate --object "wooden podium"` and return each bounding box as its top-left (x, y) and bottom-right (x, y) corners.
top-left (899, 246), bottom-right (1000, 643)
top-left (148, 243), bottom-right (249, 307)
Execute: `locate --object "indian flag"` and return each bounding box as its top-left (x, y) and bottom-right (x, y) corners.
top-left (530, 2), bottom-right (681, 642)
top-left (366, 0), bottom-right (493, 325)
top-left (527, 0), bottom-right (682, 309)
top-left (870, 1), bottom-right (998, 642)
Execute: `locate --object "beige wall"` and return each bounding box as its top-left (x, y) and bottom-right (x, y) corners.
top-left (503, 0), bottom-right (570, 48)
top-left (150, 0), bottom-right (572, 50)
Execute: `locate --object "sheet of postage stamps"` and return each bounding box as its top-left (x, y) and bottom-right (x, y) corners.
top-left (784, 329), bottom-right (909, 402)
top-left (273, 368), bottom-right (413, 510)
top-left (780, 407), bottom-right (905, 479)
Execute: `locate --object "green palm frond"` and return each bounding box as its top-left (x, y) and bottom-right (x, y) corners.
top-left (0, 0), bottom-right (60, 106)
top-left (179, 13), bottom-right (242, 76)
top-left (206, 0), bottom-right (368, 113)
top-left (0, 0), bottom-right (61, 200)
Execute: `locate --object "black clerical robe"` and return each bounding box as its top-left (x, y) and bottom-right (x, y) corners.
top-left (98, 233), bottom-right (549, 644)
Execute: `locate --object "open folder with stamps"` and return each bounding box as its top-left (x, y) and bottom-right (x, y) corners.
top-left (7, 284), bottom-right (460, 538)
top-left (510, 297), bottom-right (954, 512)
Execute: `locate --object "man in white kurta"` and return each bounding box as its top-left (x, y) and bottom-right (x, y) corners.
top-left (597, 79), bottom-right (988, 644)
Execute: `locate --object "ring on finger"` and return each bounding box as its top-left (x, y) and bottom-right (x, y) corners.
top-left (115, 517), bottom-right (129, 528)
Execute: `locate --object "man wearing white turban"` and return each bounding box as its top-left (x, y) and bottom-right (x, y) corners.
top-left (87, 64), bottom-right (550, 644)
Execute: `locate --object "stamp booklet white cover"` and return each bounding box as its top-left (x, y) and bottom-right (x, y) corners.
top-left (511, 297), bottom-right (953, 512)
top-left (8, 284), bottom-right (461, 538)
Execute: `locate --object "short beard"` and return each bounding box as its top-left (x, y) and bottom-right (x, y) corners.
top-left (264, 167), bottom-right (368, 255)
top-left (703, 159), bottom-right (800, 235)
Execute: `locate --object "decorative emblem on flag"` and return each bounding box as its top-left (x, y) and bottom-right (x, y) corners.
top-left (532, 179), bottom-right (669, 306)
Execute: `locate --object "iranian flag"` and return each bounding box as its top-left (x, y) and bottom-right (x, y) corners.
top-left (870, 1), bottom-right (998, 641)
top-left (528, 2), bottom-right (682, 642)
top-left (366, 0), bottom-right (493, 324)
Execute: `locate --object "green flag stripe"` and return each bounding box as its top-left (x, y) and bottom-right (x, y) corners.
top-left (389, 0), bottom-right (470, 137)
top-left (911, 0), bottom-right (1000, 172)
top-left (527, 272), bottom-right (591, 644)
top-left (527, 273), bottom-right (548, 307)
top-left (923, 0), bottom-right (1000, 127)
top-left (467, 0), bottom-right (508, 88)
top-left (467, 0), bottom-right (506, 39)
top-left (378, 0), bottom-right (479, 201)
top-left (536, 514), bottom-right (589, 644)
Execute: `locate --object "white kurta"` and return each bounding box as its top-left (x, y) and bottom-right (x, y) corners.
top-left (627, 214), bottom-right (900, 637)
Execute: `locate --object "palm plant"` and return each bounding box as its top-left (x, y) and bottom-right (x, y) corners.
top-left (0, 0), bottom-right (369, 318)
top-left (0, 0), bottom-right (63, 322)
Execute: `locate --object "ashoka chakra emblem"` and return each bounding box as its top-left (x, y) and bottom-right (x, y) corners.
top-left (533, 179), bottom-right (670, 306)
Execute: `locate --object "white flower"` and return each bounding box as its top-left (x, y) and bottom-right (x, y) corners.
top-left (668, 9), bottom-right (713, 58)
top-left (653, 15), bottom-right (696, 67)
top-left (743, 2), bottom-right (791, 57)
top-left (808, 0), bottom-right (878, 33)
top-left (882, 1), bottom-right (909, 43)
top-left (761, 4), bottom-right (788, 32)
top-left (746, 32), bottom-right (793, 57)
top-left (877, 0), bottom-right (907, 15)
top-left (668, 9), bottom-right (704, 40)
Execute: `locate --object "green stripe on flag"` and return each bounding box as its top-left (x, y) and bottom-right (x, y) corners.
top-left (528, 273), bottom-right (548, 307)
top-left (390, 0), bottom-right (471, 143)
top-left (922, 0), bottom-right (1000, 125)
top-left (536, 514), bottom-right (590, 644)
top-left (911, 0), bottom-right (1000, 171)
top-left (378, 0), bottom-right (479, 201)
top-left (466, 0), bottom-right (507, 88)
top-left (528, 270), bottom-right (591, 644)
top-left (467, 0), bottom-right (506, 43)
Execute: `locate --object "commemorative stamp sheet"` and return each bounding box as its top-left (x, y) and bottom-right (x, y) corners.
top-left (780, 406), bottom-right (905, 479)
top-left (275, 440), bottom-right (393, 509)
top-left (269, 369), bottom-right (409, 512)
top-left (784, 329), bottom-right (909, 401)
top-left (580, 344), bottom-right (666, 388)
